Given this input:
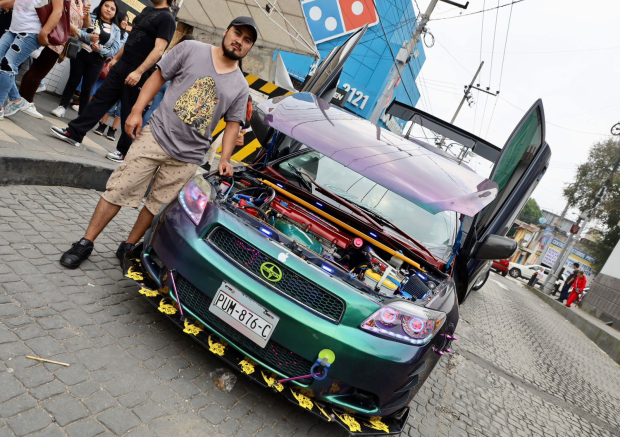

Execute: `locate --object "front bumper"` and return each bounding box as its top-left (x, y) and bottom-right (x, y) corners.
top-left (128, 199), bottom-right (457, 434)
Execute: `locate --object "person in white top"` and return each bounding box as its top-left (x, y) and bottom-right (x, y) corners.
top-left (0, 0), bottom-right (63, 120)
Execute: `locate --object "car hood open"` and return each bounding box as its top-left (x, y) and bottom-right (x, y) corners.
top-left (260, 93), bottom-right (498, 217)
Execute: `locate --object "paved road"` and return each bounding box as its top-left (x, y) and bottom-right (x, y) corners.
top-left (0, 185), bottom-right (619, 437)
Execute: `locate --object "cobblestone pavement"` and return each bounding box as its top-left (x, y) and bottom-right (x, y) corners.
top-left (1, 185), bottom-right (619, 437)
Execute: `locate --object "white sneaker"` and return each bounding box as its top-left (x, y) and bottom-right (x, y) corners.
top-left (21, 102), bottom-right (43, 119)
top-left (71, 104), bottom-right (79, 112)
top-left (0, 108), bottom-right (4, 121)
top-left (36, 84), bottom-right (46, 93)
top-left (4, 99), bottom-right (27, 117)
top-left (106, 150), bottom-right (124, 162)
top-left (51, 106), bottom-right (66, 118)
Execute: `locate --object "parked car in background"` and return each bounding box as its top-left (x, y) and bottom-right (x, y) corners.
top-left (491, 259), bottom-right (509, 276)
top-left (508, 263), bottom-right (550, 282)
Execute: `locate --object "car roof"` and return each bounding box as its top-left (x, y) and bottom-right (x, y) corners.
top-left (260, 93), bottom-right (498, 217)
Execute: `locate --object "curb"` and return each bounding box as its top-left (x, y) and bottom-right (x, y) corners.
top-left (525, 285), bottom-right (620, 364)
top-left (0, 156), bottom-right (113, 191)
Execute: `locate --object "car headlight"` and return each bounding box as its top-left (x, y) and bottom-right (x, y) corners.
top-left (179, 176), bottom-right (213, 225)
top-left (360, 301), bottom-right (446, 346)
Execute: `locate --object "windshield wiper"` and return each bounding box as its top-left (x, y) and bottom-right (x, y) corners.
top-left (350, 201), bottom-right (439, 262)
top-left (287, 164), bottom-right (313, 192)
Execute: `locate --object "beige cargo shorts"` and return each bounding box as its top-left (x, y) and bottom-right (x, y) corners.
top-left (102, 125), bottom-right (199, 215)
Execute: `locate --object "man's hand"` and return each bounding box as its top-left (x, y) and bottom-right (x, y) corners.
top-left (89, 33), bottom-right (99, 43)
top-left (37, 32), bottom-right (49, 46)
top-left (218, 160), bottom-right (234, 177)
top-left (91, 42), bottom-right (100, 51)
top-left (125, 111), bottom-right (143, 139)
top-left (125, 70), bottom-right (142, 86)
top-left (236, 129), bottom-right (246, 146)
top-left (108, 57), bottom-right (118, 70)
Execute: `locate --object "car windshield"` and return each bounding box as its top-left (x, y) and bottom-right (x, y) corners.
top-left (274, 150), bottom-right (457, 247)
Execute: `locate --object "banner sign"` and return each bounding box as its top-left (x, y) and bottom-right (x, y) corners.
top-left (539, 226), bottom-right (554, 251)
top-left (302, 0), bottom-right (379, 43)
top-left (541, 238), bottom-right (596, 282)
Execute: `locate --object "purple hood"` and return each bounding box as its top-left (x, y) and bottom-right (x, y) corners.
top-left (260, 93), bottom-right (498, 217)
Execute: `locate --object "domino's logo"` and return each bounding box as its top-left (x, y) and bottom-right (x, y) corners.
top-left (302, 0), bottom-right (378, 43)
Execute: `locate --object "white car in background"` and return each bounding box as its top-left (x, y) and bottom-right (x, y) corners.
top-left (508, 263), bottom-right (550, 281)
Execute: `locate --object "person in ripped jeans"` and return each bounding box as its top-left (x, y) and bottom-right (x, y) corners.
top-left (58, 16), bottom-right (258, 269)
top-left (0, 0), bottom-right (63, 119)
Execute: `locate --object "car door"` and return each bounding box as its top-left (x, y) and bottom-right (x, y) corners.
top-left (459, 100), bottom-right (551, 300)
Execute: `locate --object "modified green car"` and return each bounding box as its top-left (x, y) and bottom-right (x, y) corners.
top-left (125, 28), bottom-right (549, 436)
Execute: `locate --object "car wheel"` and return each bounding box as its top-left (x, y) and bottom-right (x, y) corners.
top-left (472, 270), bottom-right (490, 291)
top-left (509, 268), bottom-right (520, 278)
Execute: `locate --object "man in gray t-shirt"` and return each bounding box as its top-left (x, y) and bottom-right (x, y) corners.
top-left (59, 16), bottom-right (259, 270)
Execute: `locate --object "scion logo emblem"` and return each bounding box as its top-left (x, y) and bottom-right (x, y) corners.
top-left (260, 262), bottom-right (283, 282)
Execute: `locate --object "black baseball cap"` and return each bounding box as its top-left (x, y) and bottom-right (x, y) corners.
top-left (228, 16), bottom-right (258, 43)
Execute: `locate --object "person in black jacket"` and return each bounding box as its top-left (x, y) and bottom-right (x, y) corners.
top-left (50, 0), bottom-right (176, 162)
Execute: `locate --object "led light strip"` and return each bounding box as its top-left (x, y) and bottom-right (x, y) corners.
top-left (259, 179), bottom-right (425, 271)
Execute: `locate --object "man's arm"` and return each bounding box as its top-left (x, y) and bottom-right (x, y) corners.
top-left (124, 69), bottom-right (167, 139)
top-left (107, 45), bottom-right (124, 69)
top-left (0, 0), bottom-right (15, 10)
top-left (125, 37), bottom-right (168, 86)
top-left (218, 121), bottom-right (241, 177)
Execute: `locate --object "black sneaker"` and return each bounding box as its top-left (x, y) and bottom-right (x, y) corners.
top-left (60, 238), bottom-right (94, 269)
top-left (116, 241), bottom-right (136, 262)
top-left (94, 122), bottom-right (107, 136)
top-left (50, 126), bottom-right (81, 147)
top-left (106, 126), bottom-right (117, 141)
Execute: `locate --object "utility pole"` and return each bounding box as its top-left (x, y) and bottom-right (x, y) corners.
top-left (450, 61), bottom-right (484, 125)
top-left (368, 0), bottom-right (469, 125)
top-left (542, 156), bottom-right (620, 294)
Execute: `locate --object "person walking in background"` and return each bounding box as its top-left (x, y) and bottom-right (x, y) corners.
top-left (51, 0), bottom-right (121, 117)
top-left (18, 0), bottom-right (92, 118)
top-left (57, 17), bottom-right (257, 269)
top-left (94, 100), bottom-right (121, 139)
top-left (566, 270), bottom-right (587, 307)
top-left (557, 262), bottom-right (580, 303)
top-left (0, 0), bottom-right (63, 120)
top-left (49, 0), bottom-right (176, 161)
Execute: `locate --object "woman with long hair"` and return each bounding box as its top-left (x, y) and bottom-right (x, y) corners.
top-left (0, 0), bottom-right (63, 120)
top-left (51, 0), bottom-right (121, 117)
top-left (17, 0), bottom-right (92, 119)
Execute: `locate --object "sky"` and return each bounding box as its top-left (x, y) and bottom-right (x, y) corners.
top-left (406, 0), bottom-right (620, 222)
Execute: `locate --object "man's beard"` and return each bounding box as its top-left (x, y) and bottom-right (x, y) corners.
top-left (221, 36), bottom-right (243, 61)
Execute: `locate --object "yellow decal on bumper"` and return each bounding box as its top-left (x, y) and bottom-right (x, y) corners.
top-left (158, 298), bottom-right (177, 315)
top-left (125, 267), bottom-right (144, 281)
top-left (183, 319), bottom-right (203, 336)
top-left (365, 416), bottom-right (390, 433)
top-left (334, 411), bottom-right (361, 433)
top-left (261, 372), bottom-right (284, 392)
top-left (291, 389), bottom-right (314, 410)
top-left (239, 358), bottom-right (256, 375)
top-left (138, 287), bottom-right (159, 297)
top-left (208, 335), bottom-right (226, 356)
top-left (315, 402), bottom-right (332, 421)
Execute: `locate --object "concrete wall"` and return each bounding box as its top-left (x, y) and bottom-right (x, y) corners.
top-left (601, 241), bottom-right (620, 279)
top-left (581, 273), bottom-right (620, 332)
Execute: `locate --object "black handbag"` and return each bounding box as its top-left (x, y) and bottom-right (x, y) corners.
top-left (60, 37), bottom-right (80, 61)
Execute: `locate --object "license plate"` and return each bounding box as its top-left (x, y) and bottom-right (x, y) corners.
top-left (209, 282), bottom-right (279, 348)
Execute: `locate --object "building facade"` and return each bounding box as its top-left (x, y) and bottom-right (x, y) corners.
top-left (278, 0), bottom-right (425, 130)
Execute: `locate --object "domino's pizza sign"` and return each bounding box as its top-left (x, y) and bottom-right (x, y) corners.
top-left (302, 0), bottom-right (379, 43)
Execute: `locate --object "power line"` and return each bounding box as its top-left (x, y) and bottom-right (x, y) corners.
top-left (478, 0), bottom-right (501, 136)
top-left (474, 0), bottom-right (486, 133)
top-left (430, 0), bottom-right (525, 21)
top-left (484, 0), bottom-right (514, 138)
top-left (434, 38), bottom-right (473, 75)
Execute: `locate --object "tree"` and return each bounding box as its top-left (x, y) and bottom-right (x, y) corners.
top-left (563, 138), bottom-right (620, 268)
top-left (518, 198), bottom-right (543, 225)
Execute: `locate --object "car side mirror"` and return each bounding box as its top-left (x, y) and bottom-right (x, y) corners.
top-left (250, 107), bottom-right (274, 147)
top-left (474, 235), bottom-right (517, 260)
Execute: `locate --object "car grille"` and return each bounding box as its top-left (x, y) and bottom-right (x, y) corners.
top-left (175, 274), bottom-right (314, 380)
top-left (207, 226), bottom-right (345, 323)
top-left (402, 275), bottom-right (429, 300)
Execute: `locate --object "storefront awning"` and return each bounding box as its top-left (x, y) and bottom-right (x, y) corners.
top-left (177, 0), bottom-right (319, 57)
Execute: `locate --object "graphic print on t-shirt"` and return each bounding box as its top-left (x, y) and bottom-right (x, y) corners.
top-left (173, 77), bottom-right (219, 137)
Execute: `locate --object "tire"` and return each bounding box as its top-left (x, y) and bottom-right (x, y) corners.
top-left (472, 270), bottom-right (490, 291)
top-left (502, 271), bottom-right (507, 277)
top-left (509, 268), bottom-right (521, 278)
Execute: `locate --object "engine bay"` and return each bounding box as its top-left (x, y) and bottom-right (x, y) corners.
top-left (206, 171), bottom-right (445, 304)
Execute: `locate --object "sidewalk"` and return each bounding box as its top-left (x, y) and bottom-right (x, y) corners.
top-left (0, 91), bottom-right (120, 190)
top-left (525, 284), bottom-right (620, 364)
